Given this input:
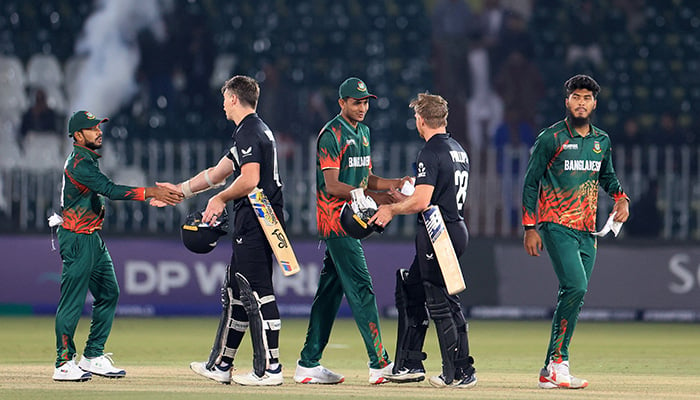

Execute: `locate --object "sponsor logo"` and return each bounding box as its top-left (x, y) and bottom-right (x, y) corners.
top-left (564, 159), bottom-right (601, 171)
top-left (241, 146), bottom-right (253, 157)
top-left (593, 141), bottom-right (602, 153)
top-left (272, 228), bottom-right (289, 248)
top-left (346, 139), bottom-right (356, 146)
top-left (280, 260), bottom-right (293, 272)
top-left (563, 143), bottom-right (578, 150)
top-left (417, 162), bottom-right (426, 178)
top-left (235, 237), bottom-right (243, 245)
top-left (425, 253), bottom-right (435, 261)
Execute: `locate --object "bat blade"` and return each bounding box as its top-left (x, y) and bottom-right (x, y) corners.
top-left (422, 205), bottom-right (466, 295)
top-left (248, 188), bottom-right (300, 276)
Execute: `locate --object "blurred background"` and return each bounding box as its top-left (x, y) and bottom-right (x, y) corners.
top-left (1, 0), bottom-right (699, 320)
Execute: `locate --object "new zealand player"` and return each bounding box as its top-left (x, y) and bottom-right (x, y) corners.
top-left (522, 74), bottom-right (629, 389)
top-left (293, 77), bottom-right (410, 385)
top-left (158, 75), bottom-right (286, 386)
top-left (369, 92), bottom-right (477, 389)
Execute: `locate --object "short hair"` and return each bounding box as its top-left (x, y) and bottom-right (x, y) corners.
top-left (221, 75), bottom-right (260, 108)
top-left (564, 74), bottom-right (600, 98)
top-left (409, 92), bottom-right (448, 129)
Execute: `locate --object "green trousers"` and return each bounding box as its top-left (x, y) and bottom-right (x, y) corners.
top-left (540, 222), bottom-right (596, 367)
top-left (299, 237), bottom-right (390, 369)
top-left (55, 228), bottom-right (120, 367)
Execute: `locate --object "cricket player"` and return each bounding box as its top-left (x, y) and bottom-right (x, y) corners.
top-left (293, 77), bottom-right (410, 385)
top-left (369, 92), bottom-right (477, 388)
top-left (522, 74), bottom-right (629, 389)
top-left (53, 111), bottom-right (182, 382)
top-left (158, 75), bottom-right (286, 386)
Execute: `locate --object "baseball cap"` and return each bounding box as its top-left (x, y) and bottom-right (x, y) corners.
top-left (338, 77), bottom-right (376, 100)
top-left (68, 110), bottom-right (109, 136)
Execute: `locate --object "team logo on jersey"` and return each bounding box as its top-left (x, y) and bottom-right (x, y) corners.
top-left (362, 136), bottom-right (369, 146)
top-left (241, 146), bottom-right (253, 157)
top-left (417, 162), bottom-right (426, 178)
top-left (593, 141), bottom-right (602, 153)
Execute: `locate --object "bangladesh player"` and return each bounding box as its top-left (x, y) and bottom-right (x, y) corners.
top-left (293, 77), bottom-right (410, 385)
top-left (522, 74), bottom-right (630, 389)
top-left (53, 111), bottom-right (181, 382)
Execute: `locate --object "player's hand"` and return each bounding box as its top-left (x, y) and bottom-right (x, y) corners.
top-left (156, 181), bottom-right (181, 194)
top-left (387, 187), bottom-right (408, 202)
top-left (523, 229), bottom-right (543, 257)
top-left (203, 195), bottom-right (226, 224)
top-left (368, 204), bottom-right (394, 228)
top-left (145, 186), bottom-right (183, 206)
top-left (397, 176), bottom-right (414, 189)
top-left (613, 197), bottom-right (630, 222)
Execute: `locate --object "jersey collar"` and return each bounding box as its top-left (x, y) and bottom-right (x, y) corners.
top-left (73, 143), bottom-right (102, 159)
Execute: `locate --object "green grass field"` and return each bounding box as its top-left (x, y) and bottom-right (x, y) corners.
top-left (1, 317), bottom-right (699, 400)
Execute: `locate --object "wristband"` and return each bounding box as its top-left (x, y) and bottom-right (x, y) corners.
top-left (524, 225), bottom-right (536, 231)
top-left (181, 180), bottom-right (195, 199)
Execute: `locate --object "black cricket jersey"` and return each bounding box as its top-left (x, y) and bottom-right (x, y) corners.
top-left (226, 113), bottom-right (284, 212)
top-left (415, 133), bottom-right (470, 223)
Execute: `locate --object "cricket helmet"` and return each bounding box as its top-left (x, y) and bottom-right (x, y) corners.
top-left (339, 200), bottom-right (386, 240)
top-left (181, 209), bottom-right (229, 254)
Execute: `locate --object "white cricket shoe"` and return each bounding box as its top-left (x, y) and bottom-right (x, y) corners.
top-left (53, 356), bottom-right (92, 382)
top-left (231, 365), bottom-right (283, 386)
top-left (189, 361), bottom-right (232, 384)
top-left (78, 353), bottom-right (125, 378)
top-left (293, 362), bottom-right (344, 384)
top-left (538, 359), bottom-right (588, 389)
top-left (368, 361), bottom-right (393, 384)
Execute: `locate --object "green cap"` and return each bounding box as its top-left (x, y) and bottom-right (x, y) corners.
top-left (338, 77), bottom-right (376, 100)
top-left (68, 110), bottom-right (108, 136)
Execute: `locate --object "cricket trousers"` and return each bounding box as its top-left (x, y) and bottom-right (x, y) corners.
top-left (299, 236), bottom-right (390, 369)
top-left (55, 228), bottom-right (119, 367)
top-left (539, 222), bottom-right (596, 366)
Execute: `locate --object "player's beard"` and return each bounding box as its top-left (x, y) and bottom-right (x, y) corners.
top-left (566, 109), bottom-right (592, 129)
top-left (84, 139), bottom-right (102, 150)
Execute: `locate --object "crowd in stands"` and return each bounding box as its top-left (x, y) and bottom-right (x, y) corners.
top-left (0, 0), bottom-right (698, 157)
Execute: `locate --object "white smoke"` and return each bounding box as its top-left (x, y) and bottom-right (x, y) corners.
top-left (69, 0), bottom-right (168, 117)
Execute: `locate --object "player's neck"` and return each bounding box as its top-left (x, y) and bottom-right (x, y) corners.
top-left (422, 129), bottom-right (446, 142)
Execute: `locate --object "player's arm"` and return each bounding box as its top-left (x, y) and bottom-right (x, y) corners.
top-left (202, 162), bottom-right (260, 223)
top-left (598, 141), bottom-right (630, 223)
top-left (368, 184), bottom-right (434, 226)
top-left (70, 160), bottom-right (181, 205)
top-left (521, 131), bottom-right (554, 256)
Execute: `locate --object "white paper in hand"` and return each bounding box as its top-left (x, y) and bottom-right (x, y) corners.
top-left (592, 211), bottom-right (623, 237)
top-left (400, 180), bottom-right (415, 196)
top-left (48, 212), bottom-right (64, 228)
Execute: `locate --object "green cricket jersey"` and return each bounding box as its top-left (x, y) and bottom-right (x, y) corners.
top-left (61, 144), bottom-right (145, 233)
top-left (522, 118), bottom-right (627, 232)
top-left (316, 114), bottom-right (372, 239)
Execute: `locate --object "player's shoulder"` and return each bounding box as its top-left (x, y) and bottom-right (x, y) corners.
top-left (591, 124), bottom-right (611, 140)
top-left (538, 119), bottom-right (568, 137)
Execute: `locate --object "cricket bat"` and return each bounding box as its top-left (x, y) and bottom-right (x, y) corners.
top-left (248, 187), bottom-right (300, 276)
top-left (422, 205), bottom-right (466, 295)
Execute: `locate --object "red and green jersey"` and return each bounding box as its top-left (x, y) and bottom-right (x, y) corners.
top-left (316, 114), bottom-right (372, 239)
top-left (61, 144), bottom-right (145, 234)
top-left (522, 118), bottom-right (627, 232)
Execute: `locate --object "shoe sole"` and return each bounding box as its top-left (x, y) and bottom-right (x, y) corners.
top-left (53, 376), bottom-right (91, 382)
top-left (293, 377), bottom-right (345, 384)
top-left (385, 375), bottom-right (425, 383)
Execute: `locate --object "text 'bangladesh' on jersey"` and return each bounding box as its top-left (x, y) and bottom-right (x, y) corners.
top-left (522, 119), bottom-right (627, 232)
top-left (316, 114), bottom-right (372, 239)
top-left (61, 144), bottom-right (145, 234)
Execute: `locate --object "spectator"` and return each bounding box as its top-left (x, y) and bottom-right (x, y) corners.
top-left (20, 88), bottom-right (60, 137)
top-left (430, 0), bottom-right (478, 148)
top-left (564, 0), bottom-right (604, 71)
top-left (493, 48), bottom-right (544, 129)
